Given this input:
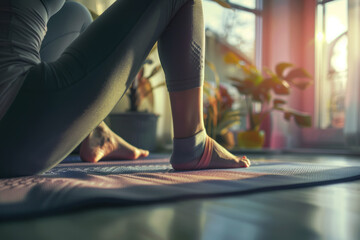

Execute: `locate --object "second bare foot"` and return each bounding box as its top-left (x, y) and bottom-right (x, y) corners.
top-left (80, 122), bottom-right (149, 163)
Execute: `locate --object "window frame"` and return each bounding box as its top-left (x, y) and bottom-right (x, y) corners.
top-left (311, 0), bottom-right (348, 148)
top-left (204, 0), bottom-right (263, 67)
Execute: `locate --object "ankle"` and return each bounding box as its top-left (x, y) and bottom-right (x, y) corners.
top-left (171, 129), bottom-right (207, 165)
top-left (173, 125), bottom-right (205, 139)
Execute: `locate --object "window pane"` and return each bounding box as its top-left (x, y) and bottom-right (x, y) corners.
top-left (229, 0), bottom-right (256, 9)
top-left (316, 0), bottom-right (348, 129)
top-left (203, 1), bottom-right (256, 62)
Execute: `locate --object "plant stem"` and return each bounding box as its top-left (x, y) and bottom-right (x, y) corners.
top-left (128, 82), bottom-right (138, 112)
top-left (246, 95), bottom-right (256, 130)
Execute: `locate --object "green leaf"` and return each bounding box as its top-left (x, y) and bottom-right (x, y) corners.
top-left (271, 77), bottom-right (290, 95)
top-left (228, 76), bottom-right (244, 83)
top-left (252, 74), bottom-right (263, 86)
top-left (284, 111), bottom-right (292, 121)
top-left (203, 87), bottom-right (213, 98)
top-left (293, 113), bottom-right (312, 128)
top-left (222, 109), bottom-right (241, 119)
top-left (224, 52), bottom-right (240, 64)
top-left (221, 112), bottom-right (241, 125)
top-left (273, 98), bottom-right (286, 107)
top-left (147, 65), bottom-right (162, 79)
top-left (252, 88), bottom-right (271, 103)
top-left (206, 60), bottom-right (220, 85)
top-left (252, 112), bottom-right (270, 128)
top-left (136, 77), bottom-right (153, 108)
top-left (232, 79), bottom-right (256, 95)
top-left (290, 79), bottom-right (313, 90)
top-left (150, 82), bottom-right (166, 91)
top-left (275, 62), bottom-right (293, 77)
top-left (282, 110), bottom-right (312, 127)
top-left (137, 67), bottom-right (144, 79)
top-left (216, 119), bottom-right (241, 135)
top-left (284, 68), bottom-right (312, 81)
top-left (263, 67), bottom-right (273, 77)
top-left (257, 78), bottom-right (273, 92)
top-left (273, 106), bottom-right (285, 111)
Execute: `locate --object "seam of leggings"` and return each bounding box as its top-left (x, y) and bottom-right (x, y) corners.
top-left (167, 75), bottom-right (203, 92)
top-left (62, 47), bottom-right (87, 73)
top-left (40, 31), bottom-right (81, 50)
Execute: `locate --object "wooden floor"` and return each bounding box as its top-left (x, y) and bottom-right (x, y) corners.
top-left (1, 153), bottom-right (360, 240)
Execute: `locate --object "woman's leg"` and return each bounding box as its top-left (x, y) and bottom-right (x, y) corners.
top-left (157, 0), bottom-right (250, 170)
top-left (40, 2), bottom-right (149, 162)
top-left (169, 88), bottom-right (250, 170)
top-left (79, 121), bottom-right (150, 162)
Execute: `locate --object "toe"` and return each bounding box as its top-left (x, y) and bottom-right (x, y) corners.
top-left (238, 156), bottom-right (250, 168)
top-left (80, 152), bottom-right (101, 163)
top-left (243, 156), bottom-right (251, 167)
top-left (128, 148), bottom-right (149, 160)
top-left (141, 150), bottom-right (150, 157)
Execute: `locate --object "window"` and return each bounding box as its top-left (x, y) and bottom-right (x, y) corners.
top-left (315, 0), bottom-right (348, 130)
top-left (202, 0), bottom-right (262, 131)
top-left (203, 0), bottom-right (262, 65)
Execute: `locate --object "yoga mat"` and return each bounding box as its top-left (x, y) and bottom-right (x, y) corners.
top-left (1, 155), bottom-right (360, 220)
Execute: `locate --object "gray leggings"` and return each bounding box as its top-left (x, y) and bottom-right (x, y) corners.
top-left (0, 0), bottom-right (204, 177)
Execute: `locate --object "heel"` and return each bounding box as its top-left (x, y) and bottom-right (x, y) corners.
top-left (171, 136), bottom-right (213, 170)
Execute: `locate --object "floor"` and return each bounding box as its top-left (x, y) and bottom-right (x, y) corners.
top-left (1, 153), bottom-right (360, 240)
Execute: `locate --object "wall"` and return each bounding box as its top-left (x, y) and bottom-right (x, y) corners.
top-left (262, 0), bottom-right (316, 148)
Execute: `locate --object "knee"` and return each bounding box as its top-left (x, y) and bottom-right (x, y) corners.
top-left (62, 1), bottom-right (93, 31)
top-left (156, 0), bottom-right (192, 19)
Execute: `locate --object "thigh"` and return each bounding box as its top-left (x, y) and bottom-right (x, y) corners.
top-left (0, 0), bottom-right (191, 177)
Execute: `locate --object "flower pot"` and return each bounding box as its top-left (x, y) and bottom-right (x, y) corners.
top-left (107, 112), bottom-right (159, 151)
top-left (237, 130), bottom-right (265, 149)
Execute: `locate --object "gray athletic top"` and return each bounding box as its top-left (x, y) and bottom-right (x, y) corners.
top-left (0, 0), bottom-right (65, 120)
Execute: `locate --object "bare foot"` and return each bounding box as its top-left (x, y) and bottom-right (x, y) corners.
top-left (171, 136), bottom-right (250, 170)
top-left (207, 138), bottom-right (250, 168)
top-left (80, 122), bottom-right (149, 163)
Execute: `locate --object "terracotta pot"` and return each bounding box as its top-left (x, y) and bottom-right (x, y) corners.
top-left (237, 130), bottom-right (265, 149)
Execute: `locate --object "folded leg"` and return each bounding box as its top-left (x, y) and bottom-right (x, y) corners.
top-left (0, 0), bottom-right (195, 177)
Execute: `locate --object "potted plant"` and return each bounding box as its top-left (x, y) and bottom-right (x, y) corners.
top-left (203, 61), bottom-right (241, 149)
top-left (107, 45), bottom-right (165, 151)
top-left (223, 52), bottom-right (313, 149)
